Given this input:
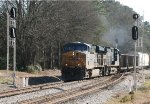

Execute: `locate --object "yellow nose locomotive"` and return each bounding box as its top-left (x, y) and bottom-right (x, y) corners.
top-left (61, 42), bottom-right (120, 81)
top-left (61, 42), bottom-right (87, 81)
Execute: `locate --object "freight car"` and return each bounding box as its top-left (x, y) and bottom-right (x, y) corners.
top-left (119, 52), bottom-right (149, 72)
top-left (119, 54), bottom-right (137, 71)
top-left (61, 42), bottom-right (120, 81)
top-left (127, 52), bottom-right (150, 69)
top-left (136, 52), bottom-right (149, 68)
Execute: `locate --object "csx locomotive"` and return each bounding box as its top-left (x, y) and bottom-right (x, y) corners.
top-left (61, 42), bottom-right (149, 81)
top-left (61, 42), bottom-right (120, 81)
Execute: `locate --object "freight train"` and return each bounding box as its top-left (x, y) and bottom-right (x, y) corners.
top-left (61, 42), bottom-right (149, 81)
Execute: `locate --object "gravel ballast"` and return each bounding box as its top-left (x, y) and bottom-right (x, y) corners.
top-left (0, 77), bottom-right (106, 104)
top-left (0, 70), bottom-right (149, 104)
top-left (64, 72), bottom-right (144, 104)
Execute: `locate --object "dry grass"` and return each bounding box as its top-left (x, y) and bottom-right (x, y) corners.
top-left (0, 77), bottom-right (12, 84)
top-left (0, 70), bottom-right (13, 84)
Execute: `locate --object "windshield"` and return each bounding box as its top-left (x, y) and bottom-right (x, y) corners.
top-left (63, 43), bottom-right (89, 52)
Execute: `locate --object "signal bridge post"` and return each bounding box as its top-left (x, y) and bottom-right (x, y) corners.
top-left (7, 7), bottom-right (17, 87)
top-left (136, 13), bottom-right (145, 83)
top-left (132, 14), bottom-right (139, 92)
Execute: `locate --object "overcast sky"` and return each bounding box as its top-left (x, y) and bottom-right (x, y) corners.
top-left (116, 0), bottom-right (150, 22)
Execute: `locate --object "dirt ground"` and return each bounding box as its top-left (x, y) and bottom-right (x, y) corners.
top-left (0, 69), bottom-right (61, 77)
top-left (0, 69), bottom-right (61, 91)
top-left (34, 69), bottom-right (61, 77)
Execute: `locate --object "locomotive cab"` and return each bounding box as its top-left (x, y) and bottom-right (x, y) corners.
top-left (61, 42), bottom-right (90, 81)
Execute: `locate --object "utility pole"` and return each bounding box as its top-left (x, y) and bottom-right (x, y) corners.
top-left (132, 13), bottom-right (139, 91)
top-left (141, 12), bottom-right (145, 82)
top-left (58, 41), bottom-right (61, 69)
top-left (13, 37), bottom-right (16, 86)
top-left (7, 11), bottom-right (9, 72)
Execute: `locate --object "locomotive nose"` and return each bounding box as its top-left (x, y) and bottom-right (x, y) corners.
top-left (62, 51), bottom-right (86, 68)
top-left (73, 52), bottom-right (85, 68)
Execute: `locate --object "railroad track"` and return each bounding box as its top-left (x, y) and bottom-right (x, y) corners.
top-left (0, 76), bottom-right (103, 99)
top-left (20, 73), bottom-right (124, 104)
top-left (0, 81), bottom-right (64, 98)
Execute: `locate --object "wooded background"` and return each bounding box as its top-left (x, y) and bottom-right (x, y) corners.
top-left (0, 0), bottom-right (150, 71)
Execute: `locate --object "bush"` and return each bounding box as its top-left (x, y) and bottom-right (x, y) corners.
top-left (26, 64), bottom-right (42, 73)
top-left (34, 64), bottom-right (42, 71)
top-left (0, 57), bottom-right (6, 69)
top-left (120, 94), bottom-right (134, 103)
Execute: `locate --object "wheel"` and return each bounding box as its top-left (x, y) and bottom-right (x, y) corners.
top-left (88, 70), bottom-right (92, 78)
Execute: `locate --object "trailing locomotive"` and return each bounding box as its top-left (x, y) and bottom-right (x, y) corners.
top-left (61, 42), bottom-right (120, 81)
top-left (61, 42), bottom-right (149, 81)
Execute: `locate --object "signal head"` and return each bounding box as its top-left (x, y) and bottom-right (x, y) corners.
top-left (9, 27), bottom-right (16, 38)
top-left (10, 7), bottom-right (16, 18)
top-left (133, 14), bottom-right (139, 20)
top-left (132, 26), bottom-right (138, 40)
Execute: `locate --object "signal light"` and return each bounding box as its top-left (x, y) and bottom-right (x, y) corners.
top-left (10, 7), bottom-right (16, 18)
top-left (9, 7), bottom-right (16, 38)
top-left (133, 14), bottom-right (139, 20)
top-left (9, 27), bottom-right (16, 38)
top-left (132, 26), bottom-right (138, 40)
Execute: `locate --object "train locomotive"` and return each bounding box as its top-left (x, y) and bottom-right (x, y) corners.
top-left (61, 42), bottom-right (120, 81)
top-left (61, 42), bottom-right (149, 81)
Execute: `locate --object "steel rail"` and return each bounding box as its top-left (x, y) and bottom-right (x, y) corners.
top-left (20, 74), bottom-right (123, 104)
top-left (0, 76), bottom-right (102, 98)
